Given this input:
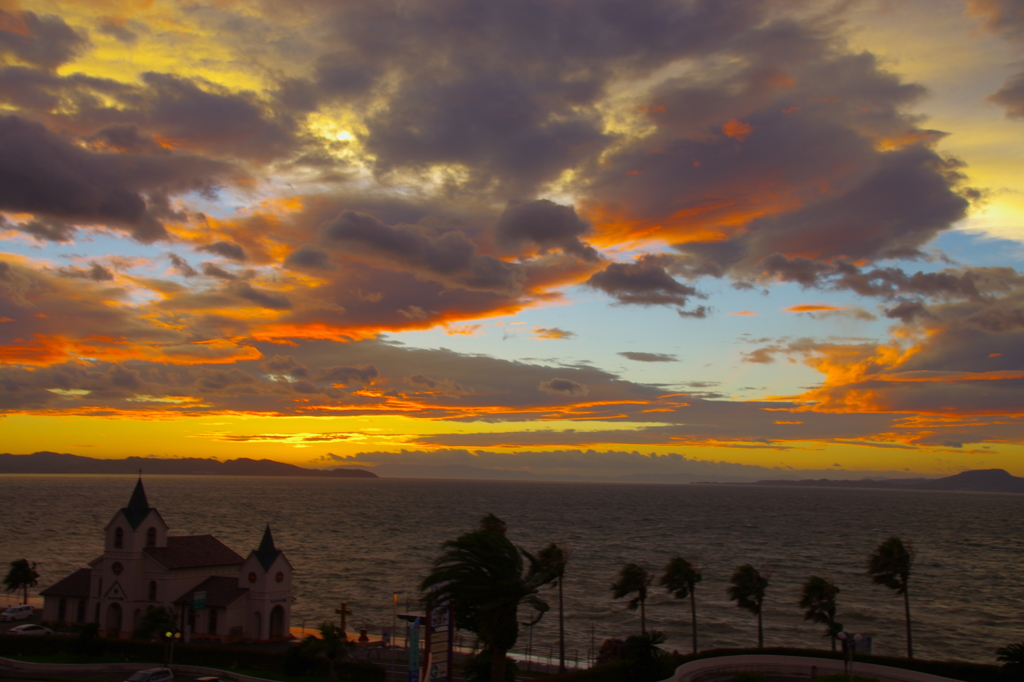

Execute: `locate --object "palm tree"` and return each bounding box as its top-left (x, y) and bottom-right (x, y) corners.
top-left (727, 564), bottom-right (768, 648)
top-left (611, 563), bottom-right (653, 634)
top-left (799, 576), bottom-right (841, 651)
top-left (660, 555), bottom-right (702, 654)
top-left (867, 535), bottom-right (914, 659)
top-left (421, 514), bottom-right (554, 682)
top-left (537, 543), bottom-right (569, 673)
top-left (301, 622), bottom-right (350, 681)
top-left (3, 559), bottom-right (39, 604)
top-left (997, 641), bottom-right (1024, 676)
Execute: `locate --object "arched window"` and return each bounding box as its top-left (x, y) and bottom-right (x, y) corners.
top-left (76, 599), bottom-right (86, 623)
top-left (114, 527), bottom-right (123, 548)
top-left (146, 527), bottom-right (157, 547)
top-left (148, 581), bottom-right (157, 601)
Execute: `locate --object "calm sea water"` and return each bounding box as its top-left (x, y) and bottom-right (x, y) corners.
top-left (1, 475), bottom-right (1022, 664)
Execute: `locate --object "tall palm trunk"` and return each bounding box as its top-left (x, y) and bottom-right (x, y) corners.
top-left (23, 585), bottom-right (28, 605)
top-left (756, 607), bottom-right (763, 649)
top-left (557, 578), bottom-right (565, 673)
top-left (904, 588), bottom-right (913, 659)
top-left (689, 590), bottom-right (697, 654)
top-left (640, 597), bottom-right (646, 635)
top-left (491, 647), bottom-right (506, 682)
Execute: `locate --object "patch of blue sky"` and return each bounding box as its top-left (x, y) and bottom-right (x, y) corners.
top-left (390, 275), bottom-right (894, 401)
top-left (933, 229), bottom-right (1024, 266)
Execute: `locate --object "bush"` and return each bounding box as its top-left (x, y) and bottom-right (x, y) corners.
top-left (462, 651), bottom-right (519, 682)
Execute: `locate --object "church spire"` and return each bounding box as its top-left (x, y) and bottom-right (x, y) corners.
top-left (255, 524), bottom-right (281, 570)
top-left (122, 476), bottom-right (153, 529)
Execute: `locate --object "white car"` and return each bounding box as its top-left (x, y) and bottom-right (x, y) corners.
top-left (8, 623), bottom-right (53, 636)
top-left (0, 605), bottom-right (34, 622)
top-left (125, 669), bottom-right (174, 682)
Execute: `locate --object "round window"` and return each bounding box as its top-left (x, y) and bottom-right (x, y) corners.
top-left (112, 562), bottom-right (123, 575)
top-left (275, 571), bottom-right (284, 583)
top-left (248, 572), bottom-right (257, 583)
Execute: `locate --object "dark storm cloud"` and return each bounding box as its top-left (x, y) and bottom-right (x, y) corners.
top-left (283, 245), bottom-right (334, 271)
top-left (585, 255), bottom-right (704, 312)
top-left (167, 254), bottom-right (198, 278)
top-left (316, 364), bottom-right (378, 386)
top-left (538, 378), bottom-right (588, 396)
top-left (321, 210), bottom-right (523, 293)
top-left (294, 0), bottom-right (777, 195)
top-left (129, 72), bottom-right (299, 163)
top-left (231, 283), bottom-right (292, 310)
top-left (969, 0), bottom-right (1024, 120)
top-left (197, 240), bottom-right (246, 262)
top-left (0, 115), bottom-right (233, 243)
top-left (262, 355), bottom-right (310, 379)
top-left (200, 263), bottom-right (239, 280)
top-left (988, 72), bottom-right (1024, 119)
top-left (495, 200), bottom-right (599, 261)
top-left (618, 352), bottom-right (677, 362)
top-left (56, 263), bottom-right (115, 282)
top-left (86, 124), bottom-right (164, 154)
top-left (95, 17), bottom-right (140, 45)
top-left (0, 10), bottom-right (87, 70)
top-left (365, 70), bottom-right (608, 194)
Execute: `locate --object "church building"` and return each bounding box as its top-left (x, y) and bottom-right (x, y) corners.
top-left (40, 478), bottom-right (293, 642)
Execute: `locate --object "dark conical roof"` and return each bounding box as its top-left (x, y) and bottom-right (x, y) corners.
top-left (254, 524), bottom-right (281, 571)
top-left (122, 477), bottom-right (153, 530)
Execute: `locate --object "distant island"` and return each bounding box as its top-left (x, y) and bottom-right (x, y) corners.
top-left (752, 468), bottom-right (1024, 494)
top-left (0, 451), bottom-right (377, 478)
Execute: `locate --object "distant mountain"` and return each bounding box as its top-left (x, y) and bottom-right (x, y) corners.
top-left (0, 452), bottom-right (377, 478)
top-left (753, 469), bottom-right (1024, 493)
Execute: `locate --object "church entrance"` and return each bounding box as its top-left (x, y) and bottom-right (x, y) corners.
top-left (269, 606), bottom-right (284, 638)
top-left (106, 602), bottom-right (122, 638)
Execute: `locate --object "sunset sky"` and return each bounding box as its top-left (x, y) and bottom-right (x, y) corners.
top-left (1, 0), bottom-right (1023, 480)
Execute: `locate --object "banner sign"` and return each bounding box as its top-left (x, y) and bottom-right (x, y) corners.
top-left (426, 584), bottom-right (454, 682)
top-left (192, 591), bottom-right (206, 610)
top-left (408, 617), bottom-right (421, 682)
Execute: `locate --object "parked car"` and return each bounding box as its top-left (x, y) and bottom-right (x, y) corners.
top-left (125, 669), bottom-right (174, 682)
top-left (8, 623), bottom-right (53, 636)
top-left (0, 605), bottom-right (34, 621)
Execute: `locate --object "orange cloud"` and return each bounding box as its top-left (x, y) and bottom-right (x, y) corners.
top-left (722, 119), bottom-right (754, 141)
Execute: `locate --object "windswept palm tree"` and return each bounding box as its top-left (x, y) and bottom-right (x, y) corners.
top-left (611, 563), bottom-right (653, 634)
top-left (660, 555), bottom-right (702, 654)
top-left (867, 536), bottom-right (914, 659)
top-left (301, 622), bottom-right (350, 681)
top-left (799, 576), bottom-right (841, 651)
top-left (727, 564), bottom-right (768, 648)
top-left (422, 514), bottom-right (554, 682)
top-left (2, 559), bottom-right (39, 605)
top-left (537, 543), bottom-right (569, 673)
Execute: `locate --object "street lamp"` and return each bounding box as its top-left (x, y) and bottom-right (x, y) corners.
top-left (165, 631), bottom-right (181, 667)
top-left (836, 631), bottom-right (862, 682)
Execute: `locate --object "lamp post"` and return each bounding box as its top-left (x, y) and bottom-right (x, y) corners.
top-left (837, 631), bottom-right (862, 682)
top-left (165, 631), bottom-right (181, 667)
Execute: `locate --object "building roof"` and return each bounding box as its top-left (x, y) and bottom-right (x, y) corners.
top-left (254, 524), bottom-right (282, 571)
top-left (172, 576), bottom-right (249, 608)
top-left (144, 535), bottom-right (244, 570)
top-left (40, 568), bottom-right (91, 598)
top-left (122, 477), bottom-right (153, 530)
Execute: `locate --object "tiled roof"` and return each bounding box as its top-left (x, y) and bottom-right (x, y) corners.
top-left (144, 535), bottom-right (244, 569)
top-left (40, 568), bottom-right (91, 598)
top-left (172, 576), bottom-right (248, 608)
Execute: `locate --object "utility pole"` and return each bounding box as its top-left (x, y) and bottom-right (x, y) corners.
top-left (336, 602), bottom-right (353, 640)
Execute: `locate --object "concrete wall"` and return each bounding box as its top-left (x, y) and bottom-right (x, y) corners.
top-left (664, 654), bottom-right (963, 682)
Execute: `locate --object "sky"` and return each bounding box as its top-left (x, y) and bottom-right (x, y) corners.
top-left (1, 0), bottom-right (1023, 481)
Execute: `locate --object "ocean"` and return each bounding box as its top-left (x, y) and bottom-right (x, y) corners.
top-left (1, 475), bottom-right (1022, 665)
